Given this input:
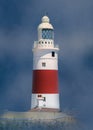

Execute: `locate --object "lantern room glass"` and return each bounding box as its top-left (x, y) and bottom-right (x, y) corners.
top-left (42, 29), bottom-right (54, 39)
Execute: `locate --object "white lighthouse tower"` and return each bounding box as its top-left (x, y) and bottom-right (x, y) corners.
top-left (0, 16), bottom-right (75, 123)
top-left (31, 16), bottom-right (60, 110)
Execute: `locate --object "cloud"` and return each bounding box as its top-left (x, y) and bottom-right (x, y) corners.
top-left (57, 28), bottom-right (93, 129)
top-left (0, 27), bottom-right (33, 111)
top-left (0, 29), bottom-right (33, 59)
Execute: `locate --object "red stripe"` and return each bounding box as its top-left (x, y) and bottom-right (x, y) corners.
top-left (32, 70), bottom-right (59, 93)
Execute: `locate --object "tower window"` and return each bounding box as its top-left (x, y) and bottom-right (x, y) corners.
top-left (52, 52), bottom-right (55, 57)
top-left (43, 97), bottom-right (46, 101)
top-left (42, 62), bottom-right (46, 67)
top-left (42, 29), bottom-right (54, 39)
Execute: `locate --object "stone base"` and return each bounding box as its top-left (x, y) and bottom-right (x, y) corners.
top-left (0, 109), bottom-right (76, 123)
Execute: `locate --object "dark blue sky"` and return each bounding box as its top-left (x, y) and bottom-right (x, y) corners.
top-left (0, 0), bottom-right (93, 129)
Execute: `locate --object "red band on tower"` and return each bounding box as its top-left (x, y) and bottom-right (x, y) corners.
top-left (32, 70), bottom-right (59, 93)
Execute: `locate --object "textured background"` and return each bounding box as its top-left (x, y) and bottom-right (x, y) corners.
top-left (0, 0), bottom-right (93, 129)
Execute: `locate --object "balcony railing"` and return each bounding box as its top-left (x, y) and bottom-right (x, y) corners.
top-left (33, 41), bottom-right (59, 50)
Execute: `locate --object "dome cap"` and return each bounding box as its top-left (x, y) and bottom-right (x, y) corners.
top-left (38, 16), bottom-right (53, 29)
top-left (42, 16), bottom-right (50, 23)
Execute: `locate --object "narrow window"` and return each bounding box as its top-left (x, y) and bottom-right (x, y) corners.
top-left (42, 62), bottom-right (46, 67)
top-left (43, 97), bottom-right (46, 101)
top-left (52, 52), bottom-right (55, 57)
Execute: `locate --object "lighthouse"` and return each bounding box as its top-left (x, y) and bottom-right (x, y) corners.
top-left (0, 16), bottom-right (75, 124)
top-left (31, 16), bottom-right (60, 110)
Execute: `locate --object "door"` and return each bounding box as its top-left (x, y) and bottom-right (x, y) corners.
top-left (38, 99), bottom-right (44, 107)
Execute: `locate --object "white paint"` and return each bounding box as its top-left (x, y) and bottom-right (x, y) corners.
top-left (33, 40), bottom-right (54, 49)
top-left (33, 41), bottom-right (59, 50)
top-left (33, 58), bottom-right (58, 70)
top-left (38, 16), bottom-right (53, 29)
top-left (31, 94), bottom-right (60, 109)
top-left (42, 16), bottom-right (50, 23)
top-left (33, 49), bottom-right (58, 70)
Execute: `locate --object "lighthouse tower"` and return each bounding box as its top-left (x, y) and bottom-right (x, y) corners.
top-left (31, 16), bottom-right (60, 110)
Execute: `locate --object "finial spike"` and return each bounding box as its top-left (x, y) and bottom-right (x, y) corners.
top-left (45, 11), bottom-right (48, 16)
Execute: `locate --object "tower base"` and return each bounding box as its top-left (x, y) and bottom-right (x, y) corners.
top-left (0, 110), bottom-right (75, 123)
